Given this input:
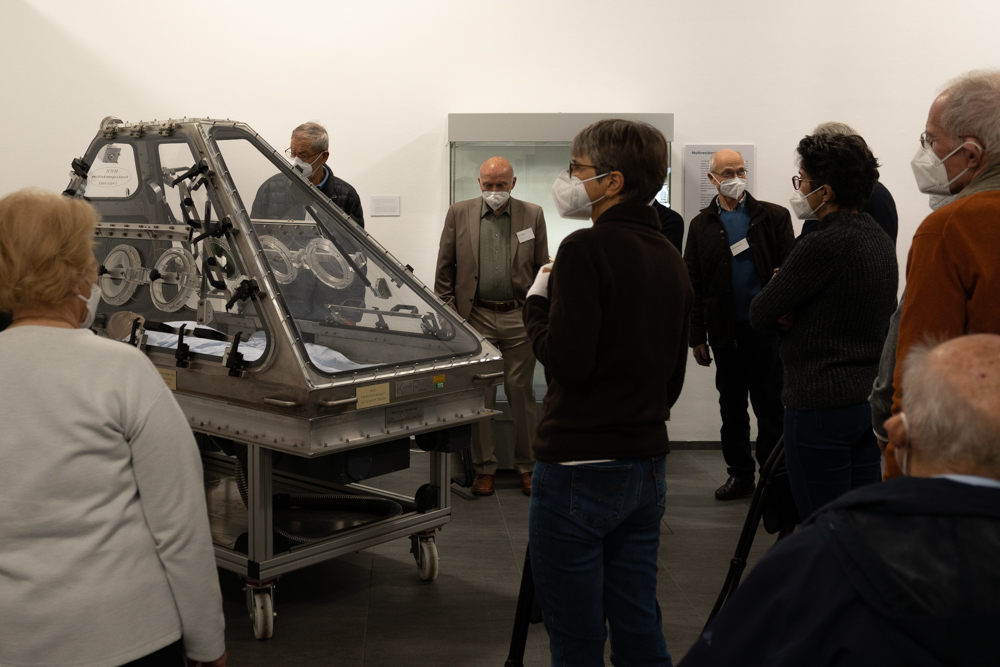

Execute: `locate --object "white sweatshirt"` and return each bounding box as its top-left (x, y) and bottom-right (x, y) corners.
top-left (0, 326), bottom-right (225, 666)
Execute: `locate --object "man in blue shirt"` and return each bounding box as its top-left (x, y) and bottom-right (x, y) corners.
top-left (684, 149), bottom-right (794, 499)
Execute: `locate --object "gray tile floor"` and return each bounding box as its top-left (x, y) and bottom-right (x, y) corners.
top-left (218, 450), bottom-right (777, 666)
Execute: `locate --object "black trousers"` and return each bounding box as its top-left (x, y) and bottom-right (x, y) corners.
top-left (711, 321), bottom-right (785, 480)
top-left (120, 640), bottom-right (185, 667)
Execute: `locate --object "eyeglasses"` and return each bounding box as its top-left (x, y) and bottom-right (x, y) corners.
top-left (791, 175), bottom-right (820, 191)
top-left (568, 161), bottom-right (599, 178)
top-left (919, 132), bottom-right (934, 149)
top-left (712, 168), bottom-right (748, 180)
top-left (285, 147), bottom-right (321, 161)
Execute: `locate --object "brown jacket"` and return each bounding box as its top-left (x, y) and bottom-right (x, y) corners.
top-left (434, 197), bottom-right (548, 319)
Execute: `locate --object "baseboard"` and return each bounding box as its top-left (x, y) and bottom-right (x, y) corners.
top-left (669, 441), bottom-right (723, 450)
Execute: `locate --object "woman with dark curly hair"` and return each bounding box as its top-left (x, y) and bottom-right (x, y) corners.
top-left (749, 134), bottom-right (897, 518)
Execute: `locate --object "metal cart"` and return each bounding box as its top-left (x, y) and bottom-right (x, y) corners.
top-left (66, 117), bottom-right (503, 638)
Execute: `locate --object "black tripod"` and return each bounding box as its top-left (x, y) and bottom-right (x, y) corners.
top-left (703, 435), bottom-right (796, 631)
top-left (504, 545), bottom-right (543, 667)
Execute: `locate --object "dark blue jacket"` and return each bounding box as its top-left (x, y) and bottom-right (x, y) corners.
top-left (680, 477), bottom-right (1000, 666)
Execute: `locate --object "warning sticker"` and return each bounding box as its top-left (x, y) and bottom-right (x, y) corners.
top-left (433, 374), bottom-right (445, 389)
top-left (357, 383), bottom-right (391, 409)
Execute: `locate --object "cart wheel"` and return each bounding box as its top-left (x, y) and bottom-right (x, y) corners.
top-left (415, 538), bottom-right (439, 581)
top-left (252, 590), bottom-right (274, 640)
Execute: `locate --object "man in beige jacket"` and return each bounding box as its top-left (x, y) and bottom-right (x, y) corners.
top-left (435, 157), bottom-right (549, 496)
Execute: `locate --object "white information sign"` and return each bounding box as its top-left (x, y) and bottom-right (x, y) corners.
top-left (370, 195), bottom-right (401, 217)
top-left (683, 144), bottom-right (756, 222)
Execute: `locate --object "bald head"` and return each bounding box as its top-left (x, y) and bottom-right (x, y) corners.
top-left (899, 334), bottom-right (1000, 477)
top-left (479, 156), bottom-right (515, 193)
top-left (708, 150), bottom-right (744, 176)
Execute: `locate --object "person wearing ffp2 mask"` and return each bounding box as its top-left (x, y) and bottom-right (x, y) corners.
top-left (682, 149), bottom-right (793, 502)
top-left (885, 69), bottom-right (1000, 481)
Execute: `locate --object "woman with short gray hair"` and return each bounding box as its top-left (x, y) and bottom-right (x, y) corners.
top-left (524, 119), bottom-right (692, 666)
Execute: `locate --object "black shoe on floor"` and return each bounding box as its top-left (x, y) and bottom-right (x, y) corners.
top-left (715, 475), bottom-right (755, 501)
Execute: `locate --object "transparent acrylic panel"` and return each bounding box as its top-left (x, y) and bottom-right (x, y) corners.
top-left (213, 135), bottom-right (482, 375)
top-left (86, 134), bottom-right (268, 364)
top-left (84, 143), bottom-right (139, 198)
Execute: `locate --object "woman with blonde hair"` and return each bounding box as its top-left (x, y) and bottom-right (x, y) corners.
top-left (0, 188), bottom-right (226, 667)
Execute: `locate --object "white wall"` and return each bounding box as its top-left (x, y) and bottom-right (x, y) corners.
top-left (4, 0), bottom-right (999, 439)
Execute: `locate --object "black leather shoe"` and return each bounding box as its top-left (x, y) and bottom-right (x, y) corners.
top-left (715, 475), bottom-right (755, 500)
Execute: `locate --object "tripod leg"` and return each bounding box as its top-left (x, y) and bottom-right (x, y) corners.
top-left (505, 545), bottom-right (536, 667)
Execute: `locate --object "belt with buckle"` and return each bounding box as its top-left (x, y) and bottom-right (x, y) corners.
top-left (475, 298), bottom-right (519, 313)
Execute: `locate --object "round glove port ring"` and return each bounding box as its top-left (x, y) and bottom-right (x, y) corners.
top-left (260, 235), bottom-right (297, 285)
top-left (150, 247), bottom-right (198, 312)
top-left (99, 244), bottom-right (143, 306)
top-left (305, 237), bottom-right (354, 290)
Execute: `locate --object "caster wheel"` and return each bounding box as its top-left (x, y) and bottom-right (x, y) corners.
top-left (415, 538), bottom-right (439, 581)
top-left (252, 590), bottom-right (274, 640)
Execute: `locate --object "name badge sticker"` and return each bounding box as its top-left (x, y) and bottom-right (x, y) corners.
top-left (730, 238), bottom-right (750, 256)
top-left (516, 228), bottom-right (535, 243)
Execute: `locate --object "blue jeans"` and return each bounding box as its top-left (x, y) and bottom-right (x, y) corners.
top-left (783, 403), bottom-right (882, 519)
top-left (529, 457), bottom-right (671, 667)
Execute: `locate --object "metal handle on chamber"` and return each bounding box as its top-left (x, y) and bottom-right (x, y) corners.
top-left (263, 397), bottom-right (300, 408)
top-left (319, 396), bottom-right (359, 408)
top-left (473, 371), bottom-right (505, 380)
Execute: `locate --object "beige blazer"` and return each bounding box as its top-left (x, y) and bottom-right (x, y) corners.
top-left (435, 196), bottom-right (549, 320)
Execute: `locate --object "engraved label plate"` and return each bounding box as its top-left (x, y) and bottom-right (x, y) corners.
top-left (386, 404), bottom-right (424, 425)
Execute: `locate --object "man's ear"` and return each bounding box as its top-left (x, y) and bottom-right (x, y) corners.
top-left (885, 414), bottom-right (908, 454)
top-left (509, 176), bottom-right (516, 192)
top-left (964, 141), bottom-right (984, 170)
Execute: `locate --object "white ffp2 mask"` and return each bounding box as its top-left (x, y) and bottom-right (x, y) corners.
top-left (712, 174), bottom-right (747, 201)
top-left (910, 141), bottom-right (980, 196)
top-left (551, 169), bottom-right (608, 220)
top-left (77, 283), bottom-right (101, 329)
top-left (789, 185), bottom-right (826, 220)
top-left (291, 155), bottom-right (320, 179)
top-left (482, 190), bottom-right (510, 211)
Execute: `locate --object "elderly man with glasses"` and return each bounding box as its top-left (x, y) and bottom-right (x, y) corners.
top-left (251, 121), bottom-right (364, 227)
top-left (683, 149), bottom-right (793, 500)
top-left (884, 69), bottom-right (1000, 480)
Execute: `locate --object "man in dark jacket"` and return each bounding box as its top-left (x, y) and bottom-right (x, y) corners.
top-left (250, 122), bottom-right (366, 321)
top-left (680, 334), bottom-right (1000, 667)
top-left (684, 149), bottom-right (793, 500)
top-left (251, 122), bottom-right (364, 227)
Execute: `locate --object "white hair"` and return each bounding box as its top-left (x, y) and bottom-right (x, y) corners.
top-left (940, 70), bottom-right (1000, 167)
top-left (902, 341), bottom-right (1000, 474)
top-left (292, 122), bottom-right (329, 153)
top-left (812, 121), bottom-right (858, 136)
